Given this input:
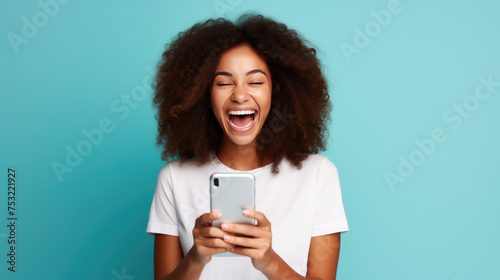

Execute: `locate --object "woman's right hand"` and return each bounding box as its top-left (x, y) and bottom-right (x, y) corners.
top-left (191, 211), bottom-right (234, 265)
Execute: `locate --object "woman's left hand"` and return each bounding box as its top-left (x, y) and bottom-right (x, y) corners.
top-left (220, 209), bottom-right (276, 272)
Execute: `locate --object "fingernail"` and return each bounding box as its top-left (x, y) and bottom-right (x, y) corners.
top-left (224, 235), bottom-right (232, 241)
top-left (243, 210), bottom-right (250, 215)
top-left (214, 212), bottom-right (221, 218)
top-left (221, 224), bottom-right (228, 230)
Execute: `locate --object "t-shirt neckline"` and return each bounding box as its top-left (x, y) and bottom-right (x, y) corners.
top-left (212, 152), bottom-right (273, 174)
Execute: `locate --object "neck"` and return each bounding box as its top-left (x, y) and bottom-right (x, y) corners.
top-left (216, 135), bottom-right (271, 171)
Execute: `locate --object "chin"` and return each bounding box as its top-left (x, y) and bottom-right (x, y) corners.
top-left (227, 133), bottom-right (258, 147)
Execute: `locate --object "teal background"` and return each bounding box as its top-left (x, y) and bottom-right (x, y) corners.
top-left (1, 0), bottom-right (499, 279)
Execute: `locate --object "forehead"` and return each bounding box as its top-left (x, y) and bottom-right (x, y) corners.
top-left (215, 44), bottom-right (269, 73)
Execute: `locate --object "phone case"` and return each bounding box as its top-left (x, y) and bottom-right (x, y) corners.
top-left (210, 172), bottom-right (256, 228)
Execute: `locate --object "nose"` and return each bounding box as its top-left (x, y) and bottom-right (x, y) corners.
top-left (230, 84), bottom-right (250, 103)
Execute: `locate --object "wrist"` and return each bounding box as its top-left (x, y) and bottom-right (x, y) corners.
top-left (187, 247), bottom-right (211, 267)
top-left (255, 248), bottom-right (279, 274)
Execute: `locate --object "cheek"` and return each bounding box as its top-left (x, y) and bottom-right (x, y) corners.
top-left (260, 92), bottom-right (272, 117)
top-left (210, 93), bottom-right (225, 120)
top-left (257, 105), bottom-right (272, 129)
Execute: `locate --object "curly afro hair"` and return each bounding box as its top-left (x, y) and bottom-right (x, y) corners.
top-left (152, 13), bottom-right (332, 174)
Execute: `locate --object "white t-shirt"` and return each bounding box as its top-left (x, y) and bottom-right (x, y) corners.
top-left (146, 153), bottom-right (349, 279)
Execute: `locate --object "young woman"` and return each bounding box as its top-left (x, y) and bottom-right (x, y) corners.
top-left (146, 13), bottom-right (349, 280)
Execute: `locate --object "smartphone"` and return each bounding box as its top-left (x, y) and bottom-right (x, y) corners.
top-left (210, 172), bottom-right (256, 229)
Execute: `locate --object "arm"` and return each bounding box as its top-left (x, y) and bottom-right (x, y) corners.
top-left (306, 233), bottom-right (341, 280)
top-left (154, 235), bottom-right (207, 280)
top-left (154, 212), bottom-right (234, 280)
top-left (260, 233), bottom-right (341, 280)
top-left (154, 234), bottom-right (183, 279)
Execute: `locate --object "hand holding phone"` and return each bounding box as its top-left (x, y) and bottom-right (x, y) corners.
top-left (191, 211), bottom-right (234, 263)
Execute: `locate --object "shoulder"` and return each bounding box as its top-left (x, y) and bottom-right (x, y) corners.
top-left (157, 156), bottom-right (219, 183)
top-left (155, 159), bottom-right (189, 184)
top-left (300, 154), bottom-right (340, 186)
top-left (299, 154), bottom-right (338, 173)
top-left (278, 154), bottom-right (339, 180)
top-left (158, 157), bottom-right (209, 174)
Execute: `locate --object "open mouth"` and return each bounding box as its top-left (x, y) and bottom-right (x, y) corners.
top-left (227, 109), bottom-right (257, 132)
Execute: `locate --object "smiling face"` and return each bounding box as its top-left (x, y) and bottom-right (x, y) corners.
top-left (210, 44), bottom-right (272, 147)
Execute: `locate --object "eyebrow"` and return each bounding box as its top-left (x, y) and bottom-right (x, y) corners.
top-left (213, 69), bottom-right (268, 79)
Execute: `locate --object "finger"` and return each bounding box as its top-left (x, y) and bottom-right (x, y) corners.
top-left (198, 236), bottom-right (235, 249)
top-left (196, 211), bottom-right (222, 226)
top-left (223, 234), bottom-right (262, 248)
top-left (229, 247), bottom-right (258, 258)
top-left (198, 225), bottom-right (231, 239)
top-left (195, 213), bottom-right (211, 226)
top-left (197, 245), bottom-right (232, 257)
top-left (221, 223), bottom-right (265, 238)
top-left (242, 209), bottom-right (270, 227)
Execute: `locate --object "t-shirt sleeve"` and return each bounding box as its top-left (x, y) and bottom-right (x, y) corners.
top-left (311, 157), bottom-right (349, 236)
top-left (146, 163), bottom-right (179, 236)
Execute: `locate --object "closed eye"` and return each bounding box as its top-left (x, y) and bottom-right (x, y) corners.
top-left (217, 82), bottom-right (263, 86)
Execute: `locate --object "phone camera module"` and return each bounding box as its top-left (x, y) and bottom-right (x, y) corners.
top-left (214, 178), bottom-right (219, 187)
